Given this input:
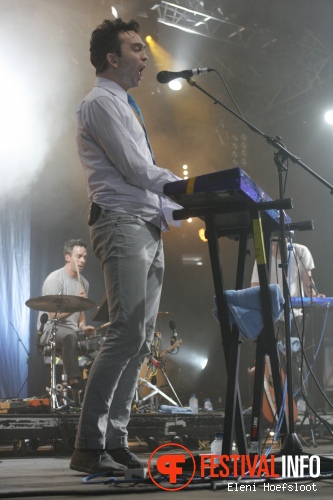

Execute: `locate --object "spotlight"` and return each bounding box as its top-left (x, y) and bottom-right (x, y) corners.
top-left (324, 110), bottom-right (333, 124)
top-left (168, 80), bottom-right (182, 91)
top-left (111, 6), bottom-right (118, 18)
top-left (201, 358), bottom-right (208, 370)
top-left (198, 228), bottom-right (208, 242)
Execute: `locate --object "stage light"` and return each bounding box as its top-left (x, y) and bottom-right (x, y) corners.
top-left (198, 228), bottom-right (208, 242)
top-left (324, 110), bottom-right (333, 124)
top-left (111, 6), bottom-right (118, 18)
top-left (181, 255), bottom-right (203, 265)
top-left (168, 80), bottom-right (182, 91)
top-left (0, 53), bottom-right (48, 199)
top-left (201, 358), bottom-right (208, 370)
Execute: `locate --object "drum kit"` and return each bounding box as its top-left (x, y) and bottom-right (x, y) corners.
top-left (25, 294), bottom-right (96, 410)
top-left (26, 295), bottom-right (182, 412)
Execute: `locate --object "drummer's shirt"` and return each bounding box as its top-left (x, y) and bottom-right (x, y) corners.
top-left (37, 267), bottom-right (89, 331)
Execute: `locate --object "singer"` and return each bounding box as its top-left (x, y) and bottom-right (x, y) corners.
top-left (70, 18), bottom-right (182, 476)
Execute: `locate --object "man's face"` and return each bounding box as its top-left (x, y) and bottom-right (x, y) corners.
top-left (114, 31), bottom-right (148, 90)
top-left (66, 246), bottom-right (87, 274)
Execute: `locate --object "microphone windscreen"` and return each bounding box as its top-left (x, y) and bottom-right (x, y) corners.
top-left (169, 320), bottom-right (176, 330)
top-left (40, 313), bottom-right (49, 325)
top-left (157, 71), bottom-right (171, 84)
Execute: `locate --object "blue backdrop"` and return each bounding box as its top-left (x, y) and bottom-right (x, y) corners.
top-left (0, 201), bottom-right (31, 399)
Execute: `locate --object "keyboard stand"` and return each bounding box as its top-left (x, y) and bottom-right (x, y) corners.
top-left (173, 198), bottom-right (292, 455)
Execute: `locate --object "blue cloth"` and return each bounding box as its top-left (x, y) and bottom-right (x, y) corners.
top-left (213, 284), bottom-right (284, 341)
top-left (159, 405), bottom-right (194, 414)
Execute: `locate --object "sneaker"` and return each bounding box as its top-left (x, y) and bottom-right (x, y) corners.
top-left (70, 449), bottom-right (127, 474)
top-left (107, 447), bottom-right (144, 468)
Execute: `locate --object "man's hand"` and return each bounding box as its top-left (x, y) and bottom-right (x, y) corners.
top-left (81, 325), bottom-right (96, 336)
top-left (78, 290), bottom-right (88, 299)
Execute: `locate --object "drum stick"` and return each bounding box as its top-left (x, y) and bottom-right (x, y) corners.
top-left (95, 321), bottom-right (111, 333)
top-left (74, 258), bottom-right (85, 294)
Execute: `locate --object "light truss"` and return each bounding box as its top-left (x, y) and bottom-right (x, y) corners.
top-left (3, 0), bottom-right (333, 123)
top-left (216, 29), bottom-right (333, 123)
top-left (151, 1), bottom-right (245, 40)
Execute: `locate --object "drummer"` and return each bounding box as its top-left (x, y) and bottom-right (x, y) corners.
top-left (38, 239), bottom-right (96, 401)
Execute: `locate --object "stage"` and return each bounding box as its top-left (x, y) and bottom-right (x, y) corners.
top-left (1, 408), bottom-right (333, 498)
top-left (1, 440), bottom-right (333, 499)
top-left (1, 407), bottom-right (333, 454)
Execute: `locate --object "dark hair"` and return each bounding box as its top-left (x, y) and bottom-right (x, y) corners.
top-left (90, 18), bottom-right (140, 75)
top-left (63, 239), bottom-right (87, 256)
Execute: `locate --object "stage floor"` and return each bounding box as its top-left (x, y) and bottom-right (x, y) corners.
top-left (1, 411), bottom-right (333, 498)
top-left (1, 442), bottom-right (333, 499)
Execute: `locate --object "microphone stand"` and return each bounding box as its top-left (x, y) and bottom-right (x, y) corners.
top-left (186, 77), bottom-right (333, 193)
top-left (10, 321), bottom-right (31, 398)
top-left (185, 76), bottom-right (333, 455)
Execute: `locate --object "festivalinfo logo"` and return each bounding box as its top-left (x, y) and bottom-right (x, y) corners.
top-left (148, 443), bottom-right (321, 492)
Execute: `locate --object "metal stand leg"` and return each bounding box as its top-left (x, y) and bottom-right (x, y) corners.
top-left (46, 318), bottom-right (78, 411)
top-left (138, 378), bottom-right (179, 406)
top-left (159, 365), bottom-right (182, 407)
top-left (46, 318), bottom-right (60, 410)
top-left (135, 354), bottom-right (182, 411)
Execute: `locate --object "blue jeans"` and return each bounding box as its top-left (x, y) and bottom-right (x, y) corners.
top-left (75, 212), bottom-right (164, 449)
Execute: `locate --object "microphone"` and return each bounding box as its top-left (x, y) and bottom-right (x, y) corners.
top-left (36, 313), bottom-right (48, 346)
top-left (169, 320), bottom-right (178, 345)
top-left (157, 68), bottom-right (213, 84)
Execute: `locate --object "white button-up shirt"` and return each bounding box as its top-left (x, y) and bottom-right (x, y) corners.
top-left (77, 77), bottom-right (182, 230)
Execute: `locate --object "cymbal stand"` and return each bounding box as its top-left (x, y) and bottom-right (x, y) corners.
top-left (137, 376), bottom-right (179, 408)
top-left (135, 334), bottom-right (182, 411)
top-left (158, 358), bottom-right (182, 407)
top-left (46, 315), bottom-right (76, 411)
top-left (135, 357), bottom-right (179, 411)
top-left (46, 316), bottom-right (60, 410)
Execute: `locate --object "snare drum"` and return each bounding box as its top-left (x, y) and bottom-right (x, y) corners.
top-left (77, 334), bottom-right (106, 359)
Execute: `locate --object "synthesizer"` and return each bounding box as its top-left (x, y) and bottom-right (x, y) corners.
top-left (291, 297), bottom-right (333, 308)
top-left (163, 167), bottom-right (291, 229)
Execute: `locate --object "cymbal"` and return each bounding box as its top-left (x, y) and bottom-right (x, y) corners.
top-left (25, 295), bottom-right (96, 313)
top-left (157, 311), bottom-right (173, 318)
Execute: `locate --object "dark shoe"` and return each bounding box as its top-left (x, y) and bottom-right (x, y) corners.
top-left (70, 379), bottom-right (85, 405)
top-left (107, 447), bottom-right (144, 468)
top-left (70, 387), bottom-right (83, 406)
top-left (70, 448), bottom-right (127, 474)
